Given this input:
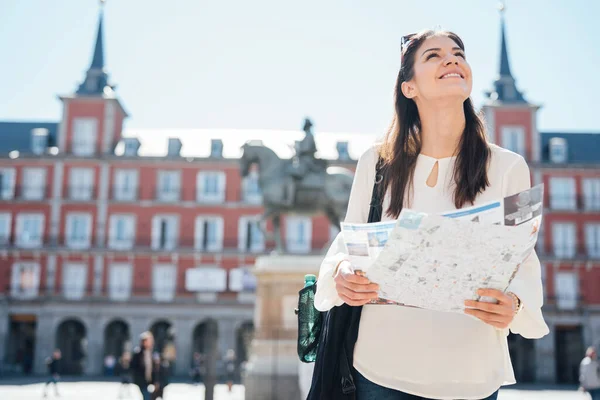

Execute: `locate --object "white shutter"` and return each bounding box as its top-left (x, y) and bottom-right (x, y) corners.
top-left (286, 217), bottom-right (312, 253)
top-left (0, 213), bottom-right (11, 245)
top-left (22, 168), bottom-right (46, 199)
top-left (152, 264), bottom-right (177, 302)
top-left (69, 168), bottom-right (94, 200)
top-left (553, 223), bottom-right (576, 258)
top-left (0, 168), bottom-right (16, 199)
top-left (63, 263), bottom-right (87, 300)
top-left (555, 272), bottom-right (578, 310)
top-left (11, 262), bottom-right (40, 299)
top-left (72, 118), bottom-right (97, 156)
top-left (218, 172), bottom-right (226, 202)
top-left (549, 177), bottom-right (576, 210)
top-left (16, 213), bottom-right (44, 248)
top-left (152, 216), bottom-right (161, 249)
top-left (109, 263), bottom-right (132, 301)
top-left (585, 224), bottom-right (600, 258)
top-left (66, 213), bottom-right (92, 249)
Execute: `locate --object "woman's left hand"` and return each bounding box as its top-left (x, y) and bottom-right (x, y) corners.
top-left (464, 289), bottom-right (516, 329)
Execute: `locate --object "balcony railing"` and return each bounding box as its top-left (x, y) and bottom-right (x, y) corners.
top-left (14, 185), bottom-right (51, 200)
top-left (111, 185), bottom-right (140, 201)
top-left (538, 245), bottom-right (600, 261)
top-left (546, 195), bottom-right (600, 212)
top-left (64, 185), bottom-right (97, 201)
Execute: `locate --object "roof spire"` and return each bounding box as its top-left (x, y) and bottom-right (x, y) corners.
top-left (485, 2), bottom-right (526, 104)
top-left (76, 0), bottom-right (114, 96)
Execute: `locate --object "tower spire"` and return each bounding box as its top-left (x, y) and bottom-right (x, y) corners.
top-left (485, 2), bottom-right (526, 103)
top-left (76, 0), bottom-right (113, 96)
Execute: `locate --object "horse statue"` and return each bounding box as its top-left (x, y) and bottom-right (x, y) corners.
top-left (240, 141), bottom-right (354, 253)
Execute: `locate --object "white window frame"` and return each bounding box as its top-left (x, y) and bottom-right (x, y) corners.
top-left (152, 215), bottom-right (179, 250)
top-left (69, 168), bottom-right (94, 201)
top-left (62, 263), bottom-right (87, 300)
top-left (196, 171), bottom-right (226, 203)
top-left (501, 126), bottom-right (526, 157)
top-left (0, 168), bottom-right (16, 200)
top-left (11, 262), bottom-right (40, 299)
top-left (285, 216), bottom-right (312, 254)
top-left (108, 263), bottom-right (133, 301)
top-left (113, 169), bottom-right (139, 201)
top-left (229, 267), bottom-right (258, 292)
top-left (194, 216), bottom-right (224, 252)
top-left (65, 212), bottom-right (92, 249)
top-left (554, 271), bottom-right (578, 310)
top-left (156, 170), bottom-right (181, 202)
top-left (238, 216), bottom-right (265, 253)
top-left (0, 212), bottom-right (11, 246)
top-left (72, 117), bottom-right (97, 156)
top-left (585, 223), bottom-right (600, 259)
top-left (15, 213), bottom-right (44, 248)
top-left (21, 167), bottom-right (46, 200)
top-left (242, 171), bottom-right (262, 204)
top-left (152, 264), bottom-right (177, 302)
top-left (549, 177), bottom-right (577, 211)
top-left (552, 223), bottom-right (576, 259)
top-left (583, 178), bottom-right (600, 211)
top-left (108, 214), bottom-right (136, 250)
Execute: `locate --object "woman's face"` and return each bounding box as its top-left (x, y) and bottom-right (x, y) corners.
top-left (402, 35), bottom-right (472, 103)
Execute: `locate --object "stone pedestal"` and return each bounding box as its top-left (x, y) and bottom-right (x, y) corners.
top-left (243, 254), bottom-right (321, 400)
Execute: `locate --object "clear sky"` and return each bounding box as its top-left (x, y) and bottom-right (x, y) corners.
top-left (1, 0), bottom-right (598, 135)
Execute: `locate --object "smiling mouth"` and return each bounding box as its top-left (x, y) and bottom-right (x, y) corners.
top-left (439, 73), bottom-right (464, 79)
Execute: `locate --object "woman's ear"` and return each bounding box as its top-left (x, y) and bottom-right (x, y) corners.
top-left (401, 81), bottom-right (417, 99)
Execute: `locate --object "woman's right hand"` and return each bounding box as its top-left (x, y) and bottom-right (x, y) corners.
top-left (334, 260), bottom-right (380, 306)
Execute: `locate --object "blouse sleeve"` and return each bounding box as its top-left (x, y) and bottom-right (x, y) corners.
top-left (313, 146), bottom-right (377, 312)
top-left (503, 156), bottom-right (550, 339)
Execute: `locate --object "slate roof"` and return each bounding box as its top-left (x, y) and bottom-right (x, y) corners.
top-left (540, 132), bottom-right (600, 164)
top-left (0, 121), bottom-right (58, 155)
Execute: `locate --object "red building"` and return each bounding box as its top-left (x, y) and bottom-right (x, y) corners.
top-left (0, 6), bottom-right (599, 383)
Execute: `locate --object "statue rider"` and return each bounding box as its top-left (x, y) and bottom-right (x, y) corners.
top-left (284, 118), bottom-right (320, 207)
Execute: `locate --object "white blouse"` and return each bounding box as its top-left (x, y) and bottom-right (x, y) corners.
top-left (314, 143), bottom-right (549, 400)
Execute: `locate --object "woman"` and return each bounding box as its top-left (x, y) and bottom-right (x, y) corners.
top-left (314, 29), bottom-right (549, 400)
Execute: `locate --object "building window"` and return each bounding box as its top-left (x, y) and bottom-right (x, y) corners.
top-left (585, 224), bottom-right (600, 259)
top-left (113, 169), bottom-right (139, 201)
top-left (152, 264), bottom-right (177, 302)
top-left (72, 118), bottom-right (97, 156)
top-left (108, 214), bottom-right (136, 250)
top-left (195, 216), bottom-right (224, 252)
top-left (285, 216), bottom-right (312, 253)
top-left (549, 177), bottom-right (577, 210)
top-left (65, 213), bottom-right (92, 249)
top-left (229, 267), bottom-right (258, 292)
top-left (21, 167), bottom-right (46, 200)
top-left (583, 178), bottom-right (600, 211)
top-left (15, 213), bottom-right (44, 248)
top-left (242, 171), bottom-right (262, 204)
top-left (152, 215), bottom-right (179, 250)
top-left (63, 263), bottom-right (87, 300)
top-left (108, 263), bottom-right (133, 301)
top-left (11, 262), bottom-right (40, 299)
top-left (0, 213), bottom-right (11, 246)
top-left (69, 168), bottom-right (94, 201)
top-left (238, 216), bottom-right (264, 253)
top-left (156, 171), bottom-right (180, 202)
top-left (501, 126), bottom-right (526, 157)
top-left (0, 168), bottom-right (16, 200)
top-left (554, 271), bottom-right (578, 310)
top-left (196, 171), bottom-right (226, 203)
top-left (552, 223), bottom-right (576, 259)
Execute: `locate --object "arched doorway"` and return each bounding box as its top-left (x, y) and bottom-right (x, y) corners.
top-left (149, 320), bottom-right (176, 371)
top-left (235, 321), bottom-right (254, 376)
top-left (56, 319), bottom-right (87, 375)
top-left (104, 320), bottom-right (130, 375)
top-left (192, 320), bottom-right (219, 380)
top-left (507, 332), bottom-right (536, 382)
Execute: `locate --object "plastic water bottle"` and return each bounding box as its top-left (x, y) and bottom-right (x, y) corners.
top-left (303, 274), bottom-right (317, 354)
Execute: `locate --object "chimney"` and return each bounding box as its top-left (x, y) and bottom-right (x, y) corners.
top-left (167, 137), bottom-right (182, 157)
top-left (549, 137), bottom-right (568, 164)
top-left (336, 141), bottom-right (350, 161)
top-left (31, 128), bottom-right (49, 155)
top-left (210, 139), bottom-right (223, 158)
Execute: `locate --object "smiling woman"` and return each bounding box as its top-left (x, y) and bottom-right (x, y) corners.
top-left (311, 29), bottom-right (548, 400)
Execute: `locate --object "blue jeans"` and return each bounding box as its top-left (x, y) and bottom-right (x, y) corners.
top-left (589, 388), bottom-right (600, 400)
top-left (353, 368), bottom-right (499, 400)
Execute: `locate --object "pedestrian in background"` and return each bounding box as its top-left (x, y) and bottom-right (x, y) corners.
top-left (580, 346), bottom-right (600, 400)
top-left (131, 332), bottom-right (157, 400)
top-left (43, 349), bottom-right (61, 398)
top-left (118, 351), bottom-right (133, 399)
top-left (224, 349), bottom-right (236, 393)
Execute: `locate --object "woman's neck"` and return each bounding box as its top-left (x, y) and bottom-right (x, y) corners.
top-left (417, 100), bottom-right (465, 159)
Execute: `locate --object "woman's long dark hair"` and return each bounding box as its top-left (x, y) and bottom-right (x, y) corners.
top-left (379, 30), bottom-right (490, 218)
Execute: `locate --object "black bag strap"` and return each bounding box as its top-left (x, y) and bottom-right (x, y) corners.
top-left (338, 156), bottom-right (385, 397)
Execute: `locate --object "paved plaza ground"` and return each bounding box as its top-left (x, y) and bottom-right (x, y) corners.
top-left (0, 380), bottom-right (591, 400)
